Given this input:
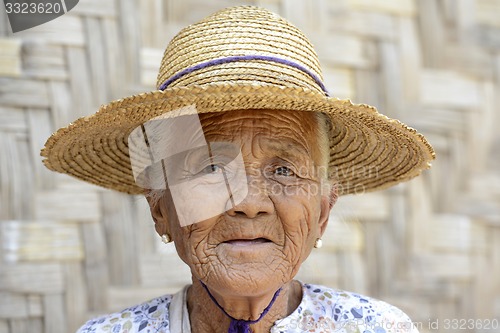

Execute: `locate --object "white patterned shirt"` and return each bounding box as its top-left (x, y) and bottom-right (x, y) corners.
top-left (77, 282), bottom-right (419, 333)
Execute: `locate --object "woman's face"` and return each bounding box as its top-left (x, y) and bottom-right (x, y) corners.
top-left (149, 109), bottom-right (334, 297)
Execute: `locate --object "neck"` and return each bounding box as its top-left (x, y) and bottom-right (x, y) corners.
top-left (187, 279), bottom-right (302, 333)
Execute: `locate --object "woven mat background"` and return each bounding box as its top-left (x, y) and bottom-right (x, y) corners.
top-left (0, 1), bottom-right (499, 332)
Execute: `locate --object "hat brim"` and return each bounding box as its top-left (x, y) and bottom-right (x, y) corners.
top-left (41, 84), bottom-right (435, 195)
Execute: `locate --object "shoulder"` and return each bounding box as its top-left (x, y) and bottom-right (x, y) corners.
top-left (273, 283), bottom-right (419, 333)
top-left (76, 294), bottom-right (172, 333)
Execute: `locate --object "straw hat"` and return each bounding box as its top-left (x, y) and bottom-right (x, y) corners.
top-left (41, 5), bottom-right (435, 195)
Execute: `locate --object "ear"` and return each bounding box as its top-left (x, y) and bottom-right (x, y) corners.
top-left (318, 183), bottom-right (337, 237)
top-left (145, 191), bottom-right (170, 237)
top-left (328, 182), bottom-right (338, 210)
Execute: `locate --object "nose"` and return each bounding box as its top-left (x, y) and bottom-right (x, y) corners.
top-left (226, 176), bottom-right (274, 218)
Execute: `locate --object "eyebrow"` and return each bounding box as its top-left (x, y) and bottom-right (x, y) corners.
top-left (264, 139), bottom-right (313, 162)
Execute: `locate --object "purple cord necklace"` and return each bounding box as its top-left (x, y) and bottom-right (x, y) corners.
top-left (200, 281), bottom-right (282, 333)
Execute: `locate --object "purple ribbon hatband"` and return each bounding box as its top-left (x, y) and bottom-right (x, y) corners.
top-left (158, 55), bottom-right (329, 95)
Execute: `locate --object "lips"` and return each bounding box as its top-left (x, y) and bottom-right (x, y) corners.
top-left (223, 237), bottom-right (272, 246)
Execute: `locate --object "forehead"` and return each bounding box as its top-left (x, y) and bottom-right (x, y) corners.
top-left (198, 109), bottom-right (319, 148)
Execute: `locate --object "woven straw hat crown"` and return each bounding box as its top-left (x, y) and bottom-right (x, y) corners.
top-left (156, 6), bottom-right (326, 94)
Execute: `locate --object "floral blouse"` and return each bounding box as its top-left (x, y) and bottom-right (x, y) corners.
top-left (77, 282), bottom-right (418, 333)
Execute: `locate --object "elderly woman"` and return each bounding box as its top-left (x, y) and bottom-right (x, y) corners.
top-left (42, 6), bottom-right (434, 333)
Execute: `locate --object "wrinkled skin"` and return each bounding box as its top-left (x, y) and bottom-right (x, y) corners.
top-left (147, 109), bottom-right (336, 332)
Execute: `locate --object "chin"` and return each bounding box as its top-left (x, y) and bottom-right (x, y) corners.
top-left (201, 262), bottom-right (292, 297)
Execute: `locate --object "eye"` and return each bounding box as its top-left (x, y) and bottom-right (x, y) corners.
top-left (274, 166), bottom-right (295, 177)
top-left (201, 164), bottom-right (224, 174)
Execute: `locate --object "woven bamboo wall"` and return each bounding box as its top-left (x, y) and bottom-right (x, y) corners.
top-left (0, 1), bottom-right (499, 332)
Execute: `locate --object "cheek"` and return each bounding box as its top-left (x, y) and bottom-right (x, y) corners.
top-left (272, 184), bottom-right (322, 262)
top-left (167, 207), bottom-right (218, 269)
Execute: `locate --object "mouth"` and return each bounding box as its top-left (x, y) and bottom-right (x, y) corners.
top-left (222, 237), bottom-right (273, 246)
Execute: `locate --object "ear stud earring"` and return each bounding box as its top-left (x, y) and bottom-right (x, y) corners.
top-left (314, 238), bottom-right (323, 249)
top-left (161, 234), bottom-right (172, 244)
